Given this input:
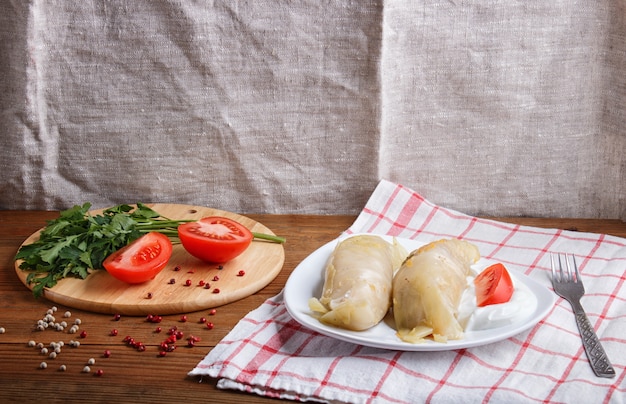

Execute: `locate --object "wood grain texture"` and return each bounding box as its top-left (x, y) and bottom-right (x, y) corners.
top-left (0, 211), bottom-right (624, 403)
top-left (14, 204), bottom-right (285, 315)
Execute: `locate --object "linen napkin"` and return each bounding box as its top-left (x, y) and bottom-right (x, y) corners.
top-left (189, 180), bottom-right (626, 403)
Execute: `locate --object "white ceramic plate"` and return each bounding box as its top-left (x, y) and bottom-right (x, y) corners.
top-left (284, 234), bottom-right (556, 351)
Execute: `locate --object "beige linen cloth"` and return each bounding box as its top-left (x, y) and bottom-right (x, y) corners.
top-left (0, 1), bottom-right (624, 219)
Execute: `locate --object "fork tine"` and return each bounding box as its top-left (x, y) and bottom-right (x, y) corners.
top-left (562, 253), bottom-right (580, 283)
top-left (550, 252), bottom-right (558, 281)
top-left (561, 253), bottom-right (571, 282)
top-left (571, 254), bottom-right (580, 283)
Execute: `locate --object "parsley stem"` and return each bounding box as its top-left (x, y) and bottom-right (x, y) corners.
top-left (252, 232), bottom-right (286, 244)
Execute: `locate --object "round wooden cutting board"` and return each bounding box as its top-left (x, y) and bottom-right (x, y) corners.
top-left (15, 204), bottom-right (285, 315)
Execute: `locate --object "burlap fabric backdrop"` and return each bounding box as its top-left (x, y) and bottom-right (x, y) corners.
top-left (1, 0), bottom-right (624, 218)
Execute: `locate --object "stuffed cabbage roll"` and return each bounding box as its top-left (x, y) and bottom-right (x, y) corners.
top-left (392, 238), bottom-right (480, 343)
top-left (308, 235), bottom-right (408, 331)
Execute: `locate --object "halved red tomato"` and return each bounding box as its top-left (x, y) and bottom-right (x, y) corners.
top-left (474, 263), bottom-right (514, 307)
top-left (103, 232), bottom-right (173, 284)
top-left (178, 216), bottom-right (253, 263)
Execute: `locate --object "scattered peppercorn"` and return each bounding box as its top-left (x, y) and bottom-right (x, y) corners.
top-left (237, 270), bottom-right (245, 276)
top-left (212, 288), bottom-right (220, 294)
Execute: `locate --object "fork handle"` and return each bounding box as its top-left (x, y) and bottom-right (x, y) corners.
top-left (571, 301), bottom-right (616, 378)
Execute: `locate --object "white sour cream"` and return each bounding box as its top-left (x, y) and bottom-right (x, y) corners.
top-left (457, 274), bottom-right (537, 332)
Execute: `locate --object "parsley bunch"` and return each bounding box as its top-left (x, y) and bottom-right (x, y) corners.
top-left (15, 203), bottom-right (192, 298)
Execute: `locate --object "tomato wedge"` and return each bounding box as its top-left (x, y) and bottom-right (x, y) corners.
top-left (474, 263), bottom-right (514, 307)
top-left (103, 232), bottom-right (173, 284)
top-left (178, 216), bottom-right (253, 263)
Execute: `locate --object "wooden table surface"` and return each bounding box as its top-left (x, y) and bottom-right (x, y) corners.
top-left (1, 211), bottom-right (625, 403)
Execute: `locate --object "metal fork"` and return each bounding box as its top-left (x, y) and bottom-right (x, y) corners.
top-left (550, 253), bottom-right (615, 378)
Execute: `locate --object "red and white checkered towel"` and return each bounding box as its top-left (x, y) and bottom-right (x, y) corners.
top-left (190, 180), bottom-right (626, 403)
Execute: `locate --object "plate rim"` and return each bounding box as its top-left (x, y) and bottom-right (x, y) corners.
top-left (284, 233), bottom-right (556, 351)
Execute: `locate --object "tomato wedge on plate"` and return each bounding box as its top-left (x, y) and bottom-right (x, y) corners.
top-left (103, 232), bottom-right (173, 284)
top-left (474, 263), bottom-right (514, 307)
top-left (178, 216), bottom-right (253, 263)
